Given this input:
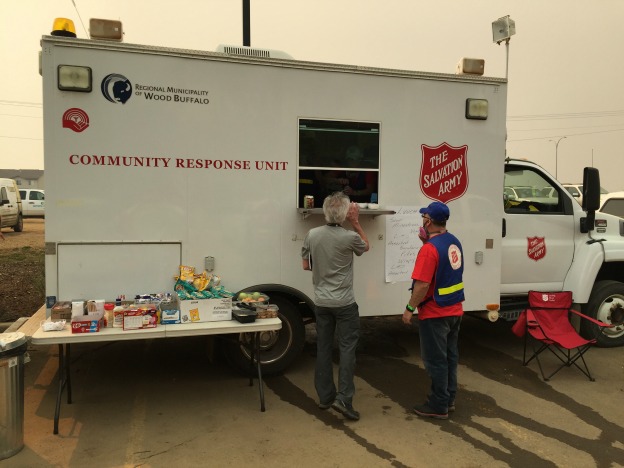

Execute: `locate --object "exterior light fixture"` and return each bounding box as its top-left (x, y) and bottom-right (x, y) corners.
top-left (465, 99), bottom-right (488, 120)
top-left (492, 15), bottom-right (516, 79)
top-left (89, 18), bottom-right (123, 42)
top-left (456, 58), bottom-right (485, 76)
top-left (492, 15), bottom-right (516, 44)
top-left (51, 18), bottom-right (77, 37)
top-left (57, 65), bottom-right (92, 92)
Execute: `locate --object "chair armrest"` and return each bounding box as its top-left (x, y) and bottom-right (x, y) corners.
top-left (569, 308), bottom-right (613, 328)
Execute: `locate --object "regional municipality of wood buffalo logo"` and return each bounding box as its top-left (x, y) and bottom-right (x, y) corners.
top-left (420, 143), bottom-right (468, 203)
top-left (527, 236), bottom-right (546, 261)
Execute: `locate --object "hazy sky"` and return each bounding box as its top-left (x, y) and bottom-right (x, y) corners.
top-left (3, 0), bottom-right (624, 190)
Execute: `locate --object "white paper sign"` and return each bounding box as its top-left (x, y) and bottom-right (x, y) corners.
top-left (385, 206), bottom-right (421, 283)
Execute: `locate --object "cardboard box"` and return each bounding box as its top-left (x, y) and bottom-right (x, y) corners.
top-left (71, 311), bottom-right (104, 333)
top-left (51, 301), bottom-right (72, 322)
top-left (179, 296), bottom-right (232, 323)
top-left (159, 295), bottom-right (181, 324)
top-left (123, 307), bottom-right (158, 330)
top-left (161, 309), bottom-right (181, 324)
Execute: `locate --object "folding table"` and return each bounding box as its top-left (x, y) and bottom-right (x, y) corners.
top-left (31, 317), bottom-right (282, 434)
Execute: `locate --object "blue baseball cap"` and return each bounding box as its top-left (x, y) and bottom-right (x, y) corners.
top-left (419, 201), bottom-right (450, 222)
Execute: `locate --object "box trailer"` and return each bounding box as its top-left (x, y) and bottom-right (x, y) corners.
top-left (40, 35), bottom-right (624, 373)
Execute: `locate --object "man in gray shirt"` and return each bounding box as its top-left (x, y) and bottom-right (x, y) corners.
top-left (302, 192), bottom-right (369, 420)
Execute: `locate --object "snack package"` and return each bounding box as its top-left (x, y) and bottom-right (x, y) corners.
top-left (193, 270), bottom-right (211, 291)
top-left (179, 265), bottom-right (195, 283)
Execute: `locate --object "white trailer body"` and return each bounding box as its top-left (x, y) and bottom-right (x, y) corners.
top-left (40, 37), bottom-right (624, 372)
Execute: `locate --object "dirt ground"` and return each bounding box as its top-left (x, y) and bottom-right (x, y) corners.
top-left (0, 218), bottom-right (45, 323)
top-left (0, 218), bottom-right (44, 251)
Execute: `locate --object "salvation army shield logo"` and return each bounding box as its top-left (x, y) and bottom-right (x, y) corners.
top-left (420, 143), bottom-right (468, 203)
top-left (448, 244), bottom-right (462, 270)
top-left (527, 236), bottom-right (546, 261)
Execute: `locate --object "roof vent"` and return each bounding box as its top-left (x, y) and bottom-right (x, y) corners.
top-left (216, 44), bottom-right (293, 60)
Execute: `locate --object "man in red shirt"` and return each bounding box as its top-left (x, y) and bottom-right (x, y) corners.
top-left (402, 201), bottom-right (464, 420)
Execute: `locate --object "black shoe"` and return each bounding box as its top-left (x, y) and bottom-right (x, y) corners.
top-left (318, 401), bottom-right (333, 410)
top-left (448, 401), bottom-right (456, 412)
top-left (331, 399), bottom-right (360, 421)
top-left (413, 403), bottom-right (448, 420)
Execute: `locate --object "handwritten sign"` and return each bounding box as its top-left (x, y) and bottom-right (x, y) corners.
top-left (385, 206), bottom-right (421, 283)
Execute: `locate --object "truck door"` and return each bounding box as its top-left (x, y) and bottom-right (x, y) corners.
top-left (24, 190), bottom-right (45, 217)
top-left (501, 164), bottom-right (575, 293)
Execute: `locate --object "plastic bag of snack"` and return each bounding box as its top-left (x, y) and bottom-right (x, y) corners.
top-left (179, 265), bottom-right (195, 283)
top-left (193, 271), bottom-right (212, 291)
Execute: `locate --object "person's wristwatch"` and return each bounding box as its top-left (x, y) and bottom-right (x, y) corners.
top-left (405, 304), bottom-right (415, 313)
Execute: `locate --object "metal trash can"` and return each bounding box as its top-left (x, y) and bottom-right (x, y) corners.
top-left (0, 332), bottom-right (28, 460)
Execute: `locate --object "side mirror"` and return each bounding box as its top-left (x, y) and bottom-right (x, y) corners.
top-left (580, 167), bottom-right (600, 233)
top-left (582, 167), bottom-right (601, 211)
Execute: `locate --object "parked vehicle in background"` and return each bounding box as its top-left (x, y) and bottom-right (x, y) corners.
top-left (562, 183), bottom-right (609, 206)
top-left (19, 189), bottom-right (45, 218)
top-left (0, 178), bottom-right (24, 232)
top-left (598, 191), bottom-right (624, 218)
top-left (504, 185), bottom-right (558, 206)
top-left (503, 186), bottom-right (520, 200)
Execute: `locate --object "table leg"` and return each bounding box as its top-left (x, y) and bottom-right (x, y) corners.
top-left (255, 332), bottom-right (266, 412)
top-left (53, 343), bottom-right (72, 435)
top-left (249, 334), bottom-right (254, 387)
top-left (66, 344), bottom-right (72, 404)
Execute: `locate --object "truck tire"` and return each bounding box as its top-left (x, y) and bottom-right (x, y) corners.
top-left (581, 280), bottom-right (624, 347)
top-left (13, 214), bottom-right (23, 232)
top-left (223, 295), bottom-right (306, 375)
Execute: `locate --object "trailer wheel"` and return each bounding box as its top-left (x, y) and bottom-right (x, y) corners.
top-left (223, 295), bottom-right (306, 375)
top-left (13, 214), bottom-right (23, 232)
top-left (581, 280), bottom-right (624, 347)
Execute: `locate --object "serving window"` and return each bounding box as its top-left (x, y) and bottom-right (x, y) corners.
top-left (298, 119), bottom-right (380, 208)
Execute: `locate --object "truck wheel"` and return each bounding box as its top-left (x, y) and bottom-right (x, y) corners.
top-left (581, 280), bottom-right (624, 347)
top-left (223, 295), bottom-right (306, 375)
top-left (13, 214), bottom-right (23, 232)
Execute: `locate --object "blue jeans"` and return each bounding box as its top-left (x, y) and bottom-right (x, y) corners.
top-left (418, 315), bottom-right (462, 413)
top-left (314, 303), bottom-right (360, 405)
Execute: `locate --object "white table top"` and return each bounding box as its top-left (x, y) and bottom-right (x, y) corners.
top-left (31, 318), bottom-right (282, 345)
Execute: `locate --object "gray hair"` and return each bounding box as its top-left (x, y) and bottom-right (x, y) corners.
top-left (323, 192), bottom-right (350, 224)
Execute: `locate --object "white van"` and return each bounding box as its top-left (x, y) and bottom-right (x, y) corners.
top-left (19, 189), bottom-right (45, 217)
top-left (0, 178), bottom-right (23, 232)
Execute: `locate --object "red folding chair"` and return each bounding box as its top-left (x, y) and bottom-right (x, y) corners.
top-left (514, 291), bottom-right (612, 381)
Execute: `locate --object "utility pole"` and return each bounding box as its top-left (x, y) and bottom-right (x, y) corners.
top-left (243, 0), bottom-right (250, 46)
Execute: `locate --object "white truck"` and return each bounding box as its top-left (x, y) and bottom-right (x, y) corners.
top-left (19, 189), bottom-right (45, 218)
top-left (39, 35), bottom-right (624, 374)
